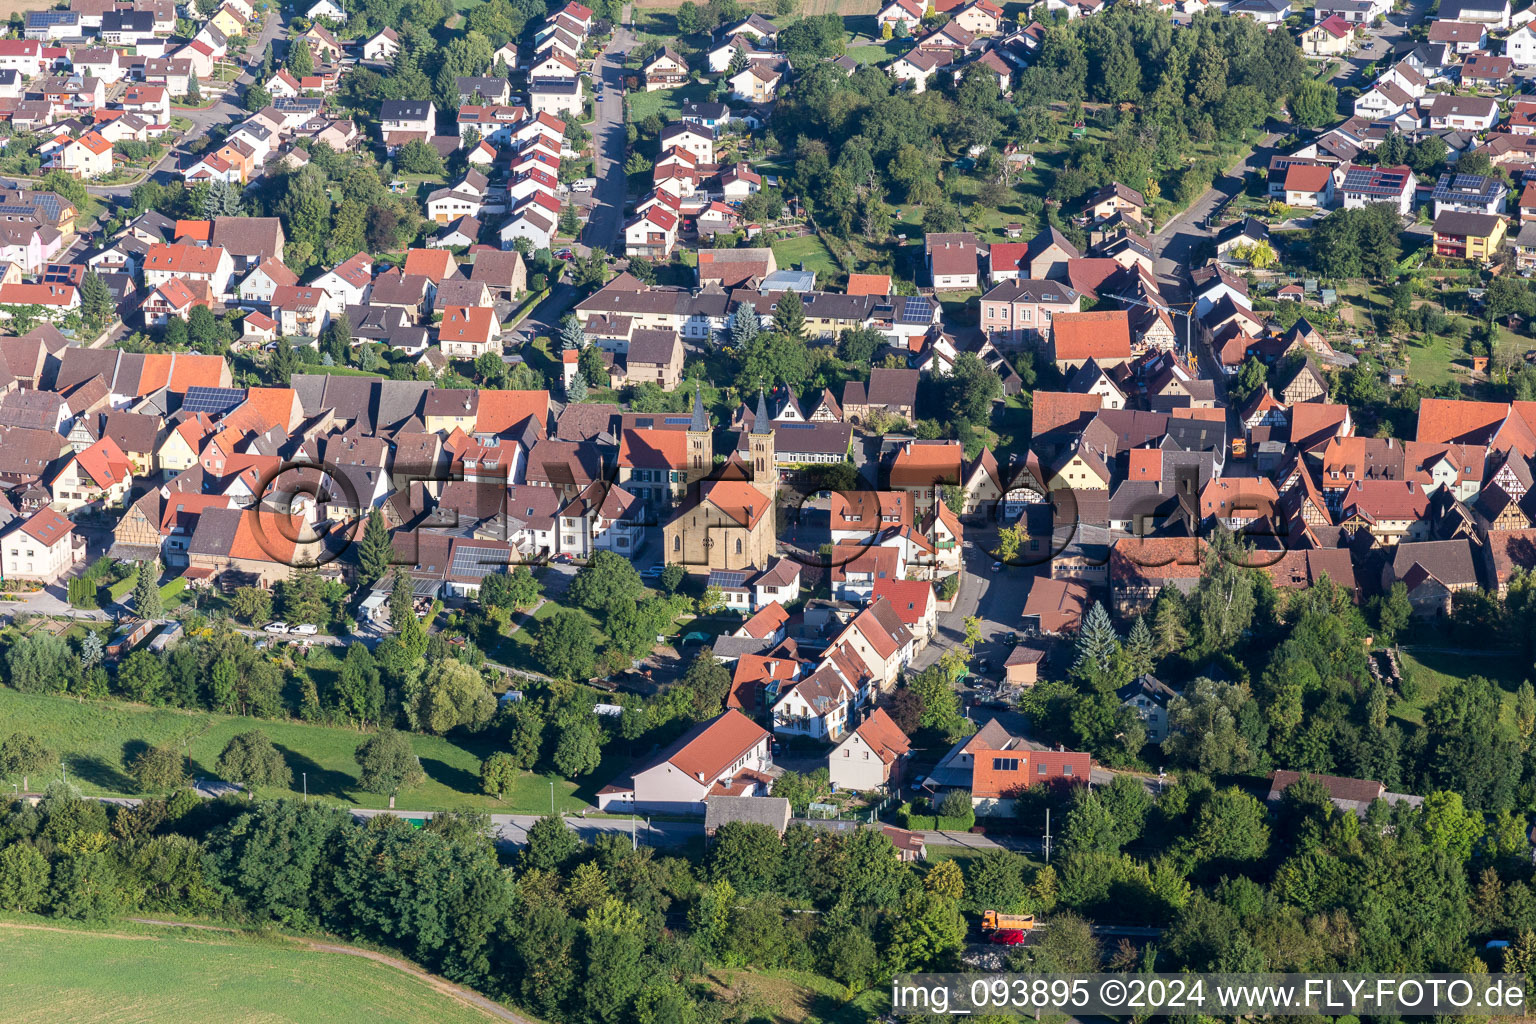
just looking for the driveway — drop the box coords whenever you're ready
[582,27,635,253]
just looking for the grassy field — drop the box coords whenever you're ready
[771,234,844,283]
[626,81,712,124]
[1392,647,1530,729]
[0,687,594,813]
[0,918,504,1024]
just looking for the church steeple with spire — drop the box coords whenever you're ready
[748,388,777,502]
[686,382,712,481]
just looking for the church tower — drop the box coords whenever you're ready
[748,389,778,501]
[686,383,711,482]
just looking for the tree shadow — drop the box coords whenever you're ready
[71,753,135,793]
[273,744,354,800]
[420,756,478,795]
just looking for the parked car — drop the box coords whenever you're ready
[263,621,290,634]
[989,929,1028,946]
[292,623,318,636]
[990,561,1002,573]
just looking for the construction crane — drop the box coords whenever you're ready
[1100,290,1202,372]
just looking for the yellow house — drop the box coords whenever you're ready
[156,419,202,473]
[1047,446,1111,493]
[423,389,479,434]
[209,6,246,38]
[1433,210,1507,261]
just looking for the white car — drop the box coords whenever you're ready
[291,623,318,636]
[263,621,290,634]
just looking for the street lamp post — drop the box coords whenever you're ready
[303,772,308,801]
[550,780,554,816]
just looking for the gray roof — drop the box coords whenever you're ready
[703,798,792,835]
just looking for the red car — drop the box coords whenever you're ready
[989,929,1027,946]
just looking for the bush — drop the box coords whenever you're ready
[898,797,975,832]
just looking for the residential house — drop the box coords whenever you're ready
[594,709,773,814]
[828,708,910,792]
[1432,210,1507,260]
[0,507,78,582]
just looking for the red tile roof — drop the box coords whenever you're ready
[666,709,770,781]
[1051,310,1132,361]
[476,389,548,436]
[849,707,911,764]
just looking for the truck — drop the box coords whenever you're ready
[981,911,1036,933]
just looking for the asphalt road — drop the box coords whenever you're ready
[1150,131,1284,298]
[582,27,635,254]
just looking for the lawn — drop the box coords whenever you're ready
[771,234,844,283]
[626,81,712,125]
[1392,647,1529,730]
[700,967,888,1024]
[0,917,503,1024]
[485,598,605,675]
[0,687,592,813]
[107,574,188,609]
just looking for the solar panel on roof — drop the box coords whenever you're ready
[902,297,928,320]
[451,544,511,579]
[709,571,749,590]
[663,416,691,425]
[181,386,247,416]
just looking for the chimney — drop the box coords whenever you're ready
[696,771,705,782]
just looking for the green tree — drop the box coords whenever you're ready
[772,290,806,339]
[568,550,643,611]
[963,849,1033,914]
[708,821,782,896]
[214,731,292,795]
[683,647,732,719]
[995,521,1029,563]
[1061,789,1119,854]
[118,649,168,704]
[79,271,114,332]
[0,844,48,912]
[230,585,272,625]
[1288,78,1338,127]
[406,658,496,735]
[908,664,964,737]
[334,643,384,728]
[5,632,73,694]
[1422,789,1485,862]
[356,508,394,587]
[286,38,314,76]
[354,730,425,803]
[523,814,580,871]
[946,352,1003,421]
[1124,615,1154,678]
[535,610,597,681]
[243,82,272,111]
[396,138,445,175]
[132,559,163,618]
[1193,787,1271,866]
[1374,581,1412,645]
[553,717,603,776]
[128,744,188,794]
[0,732,52,792]
[480,751,518,798]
